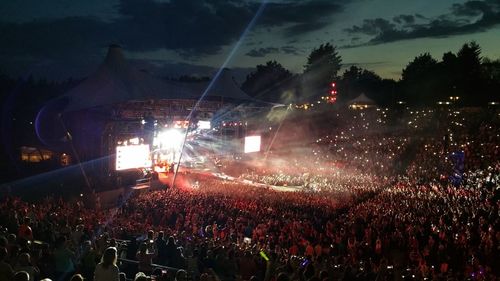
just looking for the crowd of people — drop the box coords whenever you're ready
[0,107,498,281]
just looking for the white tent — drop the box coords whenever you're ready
[62,45,259,112]
[348,93,377,109]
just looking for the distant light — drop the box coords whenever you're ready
[331,82,336,87]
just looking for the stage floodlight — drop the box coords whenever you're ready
[157,129,184,149]
[244,135,261,153]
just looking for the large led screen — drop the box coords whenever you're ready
[244,136,261,153]
[116,144,151,170]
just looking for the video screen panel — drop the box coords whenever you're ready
[197,120,211,130]
[116,144,151,170]
[244,136,261,153]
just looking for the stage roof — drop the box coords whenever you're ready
[62,45,268,112]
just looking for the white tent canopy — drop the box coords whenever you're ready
[349,93,376,105]
[62,45,260,112]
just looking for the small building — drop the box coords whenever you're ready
[348,93,377,110]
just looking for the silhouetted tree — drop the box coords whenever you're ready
[241,60,293,102]
[302,43,342,100]
[456,41,486,105]
[338,66,395,106]
[401,53,439,105]
[338,66,362,102]
[482,58,500,81]
[435,51,460,99]
[482,57,500,103]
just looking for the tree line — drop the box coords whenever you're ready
[242,42,500,106]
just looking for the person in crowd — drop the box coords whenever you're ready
[53,236,75,280]
[175,269,188,281]
[0,246,14,281]
[137,242,156,275]
[18,217,33,242]
[69,273,84,281]
[13,271,30,281]
[134,272,149,281]
[155,231,168,265]
[80,240,98,280]
[14,253,39,281]
[94,246,120,281]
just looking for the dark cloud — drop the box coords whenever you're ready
[344,0,500,47]
[393,14,415,24]
[414,14,428,20]
[344,18,396,36]
[452,0,491,16]
[283,21,331,37]
[115,0,255,56]
[0,0,120,23]
[245,45,303,57]
[0,0,347,63]
[280,46,302,55]
[246,41,264,47]
[0,17,111,58]
[259,0,343,28]
[245,47,279,57]
[258,0,344,37]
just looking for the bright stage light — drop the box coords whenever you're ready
[173,120,189,128]
[197,120,211,130]
[244,135,261,153]
[116,144,151,170]
[157,129,184,149]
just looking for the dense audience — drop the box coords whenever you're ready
[0,107,498,281]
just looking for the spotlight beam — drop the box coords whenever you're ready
[172,0,269,188]
[264,105,290,161]
[58,115,92,191]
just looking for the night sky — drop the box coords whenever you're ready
[1,0,499,81]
